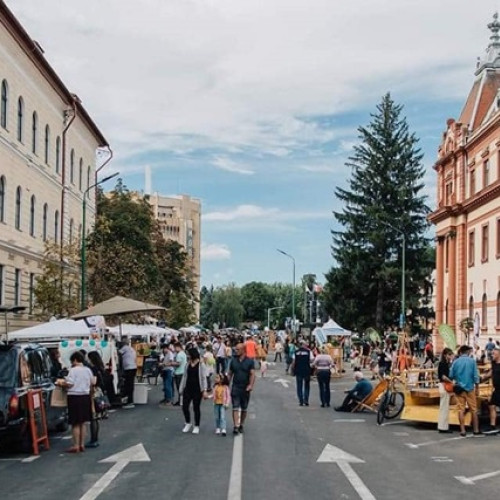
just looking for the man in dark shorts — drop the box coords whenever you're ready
[481,347,500,434]
[228,343,255,435]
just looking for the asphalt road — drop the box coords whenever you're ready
[1,360,499,500]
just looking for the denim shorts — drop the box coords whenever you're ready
[231,387,251,410]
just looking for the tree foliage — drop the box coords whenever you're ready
[324,93,432,332]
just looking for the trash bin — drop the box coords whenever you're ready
[133,383,148,404]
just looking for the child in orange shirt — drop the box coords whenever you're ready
[213,373,230,436]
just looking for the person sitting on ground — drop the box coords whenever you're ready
[334,371,373,412]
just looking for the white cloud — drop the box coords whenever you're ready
[201,243,231,260]
[212,157,255,175]
[9,0,498,159]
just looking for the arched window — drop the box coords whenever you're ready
[17,97,23,142]
[70,149,75,184]
[55,136,61,174]
[15,186,21,230]
[31,111,38,154]
[69,218,74,244]
[0,175,5,223]
[497,291,500,327]
[44,125,50,164]
[42,203,48,241]
[1,79,7,129]
[29,195,35,236]
[54,210,59,243]
[469,295,474,319]
[87,166,91,198]
[79,158,83,191]
[482,293,488,327]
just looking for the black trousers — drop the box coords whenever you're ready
[182,390,203,426]
[123,369,136,404]
[216,357,226,374]
[174,374,183,403]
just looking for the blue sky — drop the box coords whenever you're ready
[10,0,500,287]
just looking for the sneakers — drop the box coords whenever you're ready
[182,423,192,433]
[85,441,99,448]
[122,404,135,409]
[233,427,239,435]
[238,425,244,434]
[192,426,200,435]
[221,429,227,436]
[215,428,221,435]
[482,425,499,435]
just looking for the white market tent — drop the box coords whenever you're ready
[106,323,175,341]
[313,319,351,345]
[8,318,91,341]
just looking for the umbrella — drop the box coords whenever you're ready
[72,296,165,319]
[438,324,457,350]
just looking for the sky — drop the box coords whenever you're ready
[9,0,500,287]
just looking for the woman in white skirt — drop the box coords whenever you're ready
[437,348,454,433]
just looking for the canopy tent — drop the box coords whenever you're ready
[72,296,165,319]
[320,319,351,337]
[8,318,91,341]
[106,323,179,339]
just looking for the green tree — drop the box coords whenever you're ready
[324,93,430,332]
[241,281,273,323]
[210,284,244,328]
[34,241,80,319]
[200,285,214,328]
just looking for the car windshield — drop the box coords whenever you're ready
[0,348,18,387]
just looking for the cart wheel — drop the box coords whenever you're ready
[376,391,390,425]
[383,391,405,419]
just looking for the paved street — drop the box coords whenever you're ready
[1,361,499,500]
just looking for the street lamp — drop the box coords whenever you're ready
[277,249,296,336]
[80,172,119,311]
[0,305,26,341]
[380,221,406,328]
[267,306,284,329]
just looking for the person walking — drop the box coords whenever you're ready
[179,348,208,434]
[228,343,255,435]
[274,339,283,362]
[214,336,227,375]
[172,342,187,406]
[213,373,230,436]
[312,346,334,407]
[203,344,216,391]
[159,343,175,405]
[291,340,313,406]
[449,344,481,437]
[245,335,258,369]
[85,350,108,448]
[437,347,454,433]
[480,347,500,434]
[119,339,137,409]
[56,351,95,453]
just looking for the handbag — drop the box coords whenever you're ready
[93,387,110,413]
[51,385,68,407]
[443,382,454,394]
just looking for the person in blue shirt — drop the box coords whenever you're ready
[335,371,373,412]
[449,344,480,436]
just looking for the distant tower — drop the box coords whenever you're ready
[145,165,152,195]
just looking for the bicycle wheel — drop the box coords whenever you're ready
[383,391,405,420]
[376,391,390,425]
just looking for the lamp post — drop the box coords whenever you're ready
[267,306,284,329]
[380,221,406,328]
[0,305,26,341]
[277,249,296,336]
[80,172,119,311]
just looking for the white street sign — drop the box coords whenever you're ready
[79,443,151,500]
[274,378,290,388]
[317,444,375,500]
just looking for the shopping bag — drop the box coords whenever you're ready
[51,386,67,407]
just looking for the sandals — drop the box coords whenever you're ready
[66,447,80,453]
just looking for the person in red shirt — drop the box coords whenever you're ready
[245,336,258,368]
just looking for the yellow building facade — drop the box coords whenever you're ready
[429,14,500,346]
[0,3,109,335]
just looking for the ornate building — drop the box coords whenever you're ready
[429,14,500,345]
[0,2,109,336]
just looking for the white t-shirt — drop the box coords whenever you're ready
[66,365,94,395]
[120,345,137,370]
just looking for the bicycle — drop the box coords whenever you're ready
[376,374,405,425]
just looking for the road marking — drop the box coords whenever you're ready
[405,436,465,449]
[79,443,150,500]
[317,444,375,500]
[227,435,243,500]
[455,470,500,485]
[274,378,290,388]
[431,456,453,463]
[333,419,366,423]
[21,455,40,463]
[393,432,409,436]
[380,420,407,426]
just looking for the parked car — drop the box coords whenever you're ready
[0,342,68,451]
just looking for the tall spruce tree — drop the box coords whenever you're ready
[324,93,431,331]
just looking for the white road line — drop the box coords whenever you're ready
[455,470,500,485]
[21,455,40,463]
[333,419,366,423]
[405,436,465,449]
[380,420,407,426]
[227,435,243,500]
[337,461,376,500]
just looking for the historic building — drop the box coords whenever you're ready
[0,2,109,336]
[429,14,500,345]
[147,193,201,317]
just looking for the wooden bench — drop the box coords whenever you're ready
[409,388,440,398]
